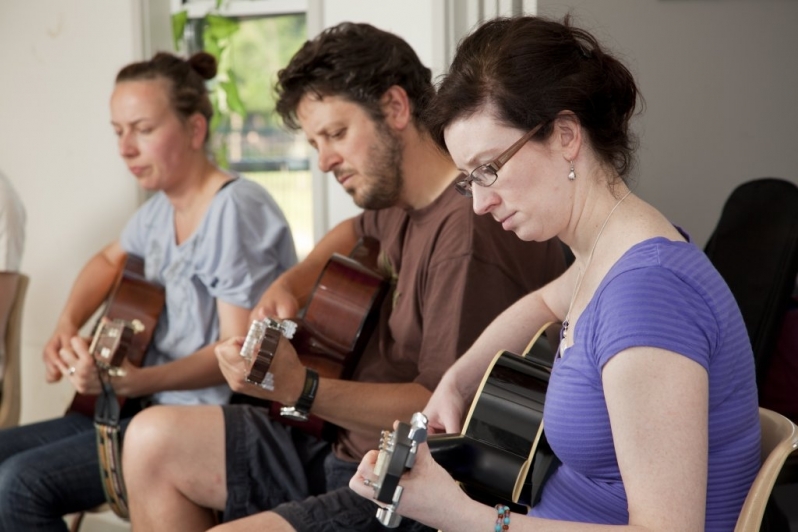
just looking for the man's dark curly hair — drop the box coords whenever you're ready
[275,22,434,130]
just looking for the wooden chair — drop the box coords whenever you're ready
[735,408,798,531]
[0,273,29,428]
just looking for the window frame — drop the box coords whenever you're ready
[174,0,328,248]
[173,0,308,19]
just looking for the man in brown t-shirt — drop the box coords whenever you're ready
[123,22,565,532]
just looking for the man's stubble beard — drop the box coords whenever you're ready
[351,120,404,210]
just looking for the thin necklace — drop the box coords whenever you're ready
[560,189,632,354]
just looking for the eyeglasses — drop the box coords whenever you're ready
[454,122,544,197]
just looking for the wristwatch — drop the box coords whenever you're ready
[280,368,319,421]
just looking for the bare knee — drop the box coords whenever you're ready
[124,406,184,473]
[123,405,226,507]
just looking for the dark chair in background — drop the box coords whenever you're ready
[704,178,798,532]
[704,178,798,392]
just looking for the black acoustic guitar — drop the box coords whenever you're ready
[367,323,560,519]
[427,322,560,511]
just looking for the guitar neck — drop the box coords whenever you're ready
[66,254,164,418]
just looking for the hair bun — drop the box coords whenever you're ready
[188,52,218,80]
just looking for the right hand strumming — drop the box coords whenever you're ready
[42,324,79,383]
[250,280,300,322]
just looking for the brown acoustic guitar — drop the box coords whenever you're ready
[67,254,165,418]
[240,238,388,441]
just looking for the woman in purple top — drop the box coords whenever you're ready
[350,14,760,532]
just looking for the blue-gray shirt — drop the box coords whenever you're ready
[120,177,297,405]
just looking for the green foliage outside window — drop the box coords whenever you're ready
[170,6,307,168]
[170,4,314,257]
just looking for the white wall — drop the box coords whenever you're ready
[537,0,798,246]
[0,0,146,423]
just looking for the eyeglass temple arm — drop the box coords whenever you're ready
[494,123,544,169]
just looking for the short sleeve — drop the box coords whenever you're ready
[591,266,719,371]
[194,180,297,309]
[119,193,164,257]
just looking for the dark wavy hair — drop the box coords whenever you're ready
[427,15,641,179]
[275,22,434,130]
[116,51,217,141]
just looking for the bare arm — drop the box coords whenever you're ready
[253,218,359,319]
[603,347,708,530]
[65,297,252,397]
[424,265,576,433]
[216,334,431,434]
[312,379,430,435]
[121,298,252,395]
[43,241,126,382]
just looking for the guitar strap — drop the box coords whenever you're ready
[94,375,130,519]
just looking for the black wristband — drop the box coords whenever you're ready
[280,368,319,421]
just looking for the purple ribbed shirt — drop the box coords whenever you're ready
[530,237,760,531]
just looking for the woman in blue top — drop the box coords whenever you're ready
[0,51,297,529]
[350,15,760,532]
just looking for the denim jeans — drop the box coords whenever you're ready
[0,411,133,531]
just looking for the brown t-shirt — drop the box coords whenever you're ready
[334,185,566,461]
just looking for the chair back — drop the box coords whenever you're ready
[704,178,798,389]
[734,407,798,531]
[0,273,29,428]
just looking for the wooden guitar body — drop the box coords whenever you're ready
[243,238,388,440]
[292,250,387,378]
[428,322,560,511]
[67,254,165,417]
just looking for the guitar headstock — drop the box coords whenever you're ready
[370,412,428,528]
[240,318,296,390]
[90,318,135,376]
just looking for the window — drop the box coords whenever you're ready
[177,1,314,258]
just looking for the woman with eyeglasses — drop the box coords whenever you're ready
[350,15,759,532]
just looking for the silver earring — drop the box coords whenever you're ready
[568,161,576,181]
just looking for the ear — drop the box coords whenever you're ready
[552,111,582,163]
[379,85,412,131]
[188,113,208,150]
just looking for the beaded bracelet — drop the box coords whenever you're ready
[495,504,511,531]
